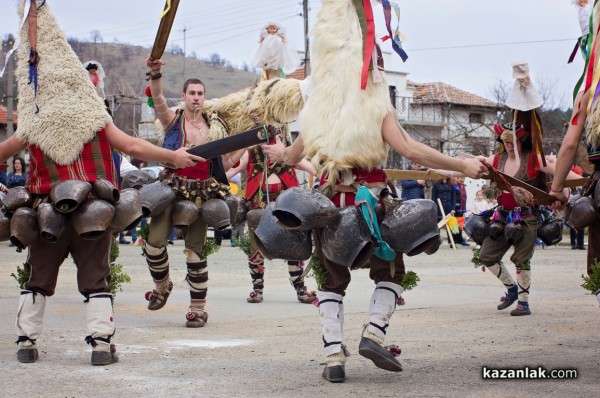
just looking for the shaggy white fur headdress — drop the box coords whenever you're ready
[298,0,392,185]
[15,1,111,165]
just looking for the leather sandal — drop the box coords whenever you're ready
[247,291,263,303]
[185,310,208,328]
[296,286,317,304]
[145,280,173,311]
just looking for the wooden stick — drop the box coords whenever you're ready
[150,0,181,60]
[384,169,448,181]
[437,198,455,250]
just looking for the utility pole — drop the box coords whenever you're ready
[6,49,15,138]
[303,0,310,76]
[182,26,187,76]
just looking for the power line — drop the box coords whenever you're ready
[407,38,576,52]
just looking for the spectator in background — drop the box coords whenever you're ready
[0,161,8,186]
[432,177,456,221]
[400,161,426,200]
[452,177,470,246]
[7,156,28,188]
[472,190,492,214]
[570,165,586,250]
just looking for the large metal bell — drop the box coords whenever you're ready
[488,222,505,240]
[10,207,39,251]
[504,222,524,244]
[110,188,143,232]
[223,194,239,226]
[37,203,67,243]
[246,208,264,231]
[171,200,200,228]
[50,180,92,213]
[537,219,563,246]
[71,199,115,240]
[566,196,597,230]
[380,199,440,256]
[320,205,373,268]
[139,183,175,217]
[93,179,119,204]
[272,187,339,230]
[1,186,33,213]
[463,213,490,245]
[254,203,312,261]
[200,199,231,230]
[121,170,153,190]
[0,211,11,241]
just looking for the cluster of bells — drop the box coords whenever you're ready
[235,187,443,269]
[463,206,563,247]
[0,170,239,252]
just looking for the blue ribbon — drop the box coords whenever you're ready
[28,48,39,113]
[355,186,396,261]
[382,0,408,62]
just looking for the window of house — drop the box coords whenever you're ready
[469,113,483,124]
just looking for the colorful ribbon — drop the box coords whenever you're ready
[159,0,172,20]
[381,0,408,62]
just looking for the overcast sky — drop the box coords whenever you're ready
[0,0,587,109]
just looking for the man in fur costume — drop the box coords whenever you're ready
[0,0,202,366]
[262,0,486,383]
[551,0,600,281]
[144,56,247,328]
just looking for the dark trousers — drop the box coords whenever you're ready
[570,227,585,249]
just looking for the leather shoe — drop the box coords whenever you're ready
[358,337,402,372]
[322,365,345,382]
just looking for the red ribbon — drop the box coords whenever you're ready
[360,0,376,90]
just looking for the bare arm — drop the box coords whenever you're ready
[225,151,249,178]
[146,56,176,129]
[550,92,588,195]
[105,121,203,169]
[0,135,27,163]
[222,148,248,172]
[295,158,317,176]
[382,112,486,179]
[260,135,305,165]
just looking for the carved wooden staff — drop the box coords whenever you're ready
[150,0,181,59]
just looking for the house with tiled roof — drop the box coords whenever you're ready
[0,104,18,141]
[401,81,500,156]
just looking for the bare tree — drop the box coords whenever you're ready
[90,30,103,44]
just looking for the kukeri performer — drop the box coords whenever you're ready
[0,0,201,365]
[143,56,246,328]
[261,0,486,382]
[227,135,318,304]
[436,62,579,317]
[551,0,600,295]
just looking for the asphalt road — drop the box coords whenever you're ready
[0,238,598,397]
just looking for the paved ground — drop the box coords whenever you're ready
[0,238,598,397]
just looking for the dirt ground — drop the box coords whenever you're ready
[0,239,598,398]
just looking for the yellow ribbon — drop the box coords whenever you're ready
[159,0,172,20]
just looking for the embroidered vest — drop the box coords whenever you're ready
[27,129,118,194]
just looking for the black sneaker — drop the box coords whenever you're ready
[322,365,345,383]
[17,347,38,363]
[358,337,402,372]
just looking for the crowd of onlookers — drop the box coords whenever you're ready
[398,161,588,249]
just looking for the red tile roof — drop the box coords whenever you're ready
[408,81,499,108]
[0,105,18,125]
[286,67,306,80]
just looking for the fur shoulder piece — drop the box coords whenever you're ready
[298,0,391,186]
[15,2,111,165]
